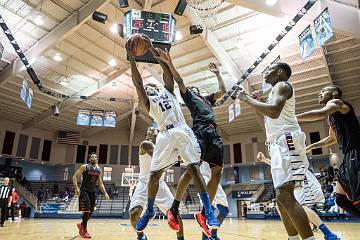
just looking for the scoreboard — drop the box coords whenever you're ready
[124,10,176,44]
[124,10,176,63]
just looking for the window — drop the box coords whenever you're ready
[310,132,323,155]
[103,167,112,181]
[233,143,242,163]
[63,167,69,181]
[165,169,175,183]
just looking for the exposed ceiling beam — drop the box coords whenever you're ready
[22,65,129,130]
[0,0,109,86]
[228,0,360,38]
[82,109,132,137]
[128,102,139,165]
[143,0,154,11]
[139,112,153,126]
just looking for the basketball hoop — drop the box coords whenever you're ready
[187,0,225,30]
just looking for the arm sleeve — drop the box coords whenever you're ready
[180,89,192,106]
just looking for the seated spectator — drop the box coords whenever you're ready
[324,194,336,212]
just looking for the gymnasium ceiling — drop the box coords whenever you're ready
[0,0,359,141]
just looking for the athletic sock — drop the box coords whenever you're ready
[288,235,300,240]
[177,236,184,240]
[137,232,144,238]
[199,192,212,215]
[304,237,316,240]
[147,198,155,212]
[171,199,181,213]
[211,229,218,238]
[82,212,92,229]
[319,223,333,236]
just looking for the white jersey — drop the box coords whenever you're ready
[148,88,186,131]
[138,153,165,182]
[264,82,301,141]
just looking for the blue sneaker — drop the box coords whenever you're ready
[135,209,155,232]
[324,234,340,240]
[137,234,148,240]
[205,211,221,229]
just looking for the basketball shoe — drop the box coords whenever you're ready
[167,210,180,232]
[136,209,155,232]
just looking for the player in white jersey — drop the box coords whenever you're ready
[238,62,314,240]
[257,152,339,240]
[130,127,184,240]
[126,36,220,234]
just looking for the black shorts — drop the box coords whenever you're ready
[338,147,360,204]
[193,124,223,168]
[79,189,96,212]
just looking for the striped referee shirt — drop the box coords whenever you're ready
[0,185,12,200]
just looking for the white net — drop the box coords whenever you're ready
[187,0,224,30]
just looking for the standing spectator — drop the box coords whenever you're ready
[9,187,19,221]
[0,177,13,227]
[19,201,26,218]
[243,203,248,217]
[37,190,43,202]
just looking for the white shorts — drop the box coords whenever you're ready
[294,170,325,206]
[269,131,309,189]
[129,180,174,214]
[199,162,228,207]
[150,124,201,172]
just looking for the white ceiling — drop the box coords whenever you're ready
[0,0,359,139]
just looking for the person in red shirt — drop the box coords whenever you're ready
[10,187,19,221]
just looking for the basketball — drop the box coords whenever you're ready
[129,33,149,57]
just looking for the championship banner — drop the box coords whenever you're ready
[229,103,235,123]
[314,8,333,47]
[76,109,91,126]
[19,79,33,109]
[91,110,104,127]
[235,98,241,118]
[103,111,117,128]
[299,25,315,59]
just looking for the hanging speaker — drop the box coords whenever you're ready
[119,0,129,8]
[92,11,108,24]
[174,0,187,15]
[52,104,60,116]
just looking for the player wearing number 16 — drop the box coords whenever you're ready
[126,35,220,236]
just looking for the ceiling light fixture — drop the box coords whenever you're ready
[110,24,120,34]
[60,81,68,86]
[108,58,117,67]
[175,31,183,41]
[34,15,44,26]
[53,53,63,62]
[266,0,278,6]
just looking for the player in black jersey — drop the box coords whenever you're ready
[297,86,360,217]
[156,49,227,239]
[73,153,110,238]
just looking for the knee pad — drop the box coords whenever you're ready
[217,204,229,218]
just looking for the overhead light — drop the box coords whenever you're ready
[53,53,63,62]
[111,81,117,88]
[119,0,129,8]
[110,24,120,34]
[60,81,68,86]
[34,15,44,26]
[175,31,183,41]
[266,0,277,6]
[41,161,44,164]
[108,58,117,67]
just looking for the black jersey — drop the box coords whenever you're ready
[181,89,216,129]
[328,101,360,154]
[80,164,101,192]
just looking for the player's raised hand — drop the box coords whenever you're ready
[257,152,265,162]
[104,193,110,201]
[125,38,135,60]
[141,34,153,49]
[238,89,250,101]
[208,62,219,74]
[250,90,261,100]
[156,48,171,64]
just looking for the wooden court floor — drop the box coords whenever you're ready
[0,218,359,239]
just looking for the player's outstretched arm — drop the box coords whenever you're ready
[142,35,174,93]
[139,140,154,157]
[238,82,291,119]
[72,165,85,195]
[257,152,271,165]
[306,127,337,153]
[97,172,110,200]
[297,99,350,123]
[208,62,226,101]
[126,39,150,112]
[156,48,187,94]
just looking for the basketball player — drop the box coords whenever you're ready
[125,36,220,233]
[73,153,110,238]
[155,49,227,238]
[130,126,184,240]
[257,152,339,240]
[297,86,360,216]
[238,62,315,240]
